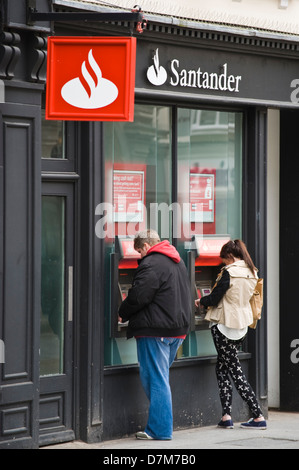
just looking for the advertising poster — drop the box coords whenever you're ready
[113,169,145,222]
[190,173,215,223]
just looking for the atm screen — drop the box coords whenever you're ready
[195,282,212,299]
[114,237,140,336]
[202,288,211,296]
[117,281,130,329]
[119,283,131,301]
[194,281,212,326]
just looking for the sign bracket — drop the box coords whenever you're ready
[27,2,147,33]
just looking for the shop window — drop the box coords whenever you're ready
[177,108,243,359]
[103,104,172,366]
[177,108,242,239]
[102,104,243,366]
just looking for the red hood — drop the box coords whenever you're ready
[147,240,181,263]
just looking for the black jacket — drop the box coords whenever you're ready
[118,241,191,339]
[200,269,230,308]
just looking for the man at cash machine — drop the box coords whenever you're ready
[118,229,191,441]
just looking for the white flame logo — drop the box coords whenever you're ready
[61,49,118,109]
[147,49,167,86]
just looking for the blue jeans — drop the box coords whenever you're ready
[136,336,184,440]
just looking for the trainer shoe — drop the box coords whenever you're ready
[240,418,267,430]
[217,419,234,429]
[136,431,154,440]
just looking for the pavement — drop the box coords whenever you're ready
[43,410,299,450]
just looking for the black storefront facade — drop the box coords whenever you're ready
[0,0,299,448]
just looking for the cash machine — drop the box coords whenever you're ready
[110,236,141,337]
[188,166,230,329]
[109,162,146,337]
[189,235,230,329]
[111,234,229,334]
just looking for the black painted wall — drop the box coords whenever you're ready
[280,109,299,411]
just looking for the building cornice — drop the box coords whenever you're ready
[52,0,299,43]
[51,0,299,56]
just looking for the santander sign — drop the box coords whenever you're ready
[46,37,136,121]
[147,48,242,93]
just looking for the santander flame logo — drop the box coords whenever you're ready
[147,48,167,86]
[61,49,118,109]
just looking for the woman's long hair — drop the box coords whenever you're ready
[220,239,257,275]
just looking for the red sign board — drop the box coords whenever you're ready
[194,236,230,266]
[46,36,136,121]
[119,238,141,260]
[113,170,145,222]
[196,237,230,258]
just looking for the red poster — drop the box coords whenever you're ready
[190,173,215,223]
[113,170,145,222]
[194,236,230,266]
[46,36,136,121]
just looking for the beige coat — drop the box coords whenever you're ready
[205,260,258,329]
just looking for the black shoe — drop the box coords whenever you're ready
[240,418,267,430]
[217,419,234,429]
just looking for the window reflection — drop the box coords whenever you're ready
[178,108,242,239]
[104,105,172,240]
[103,105,172,366]
[102,105,243,365]
[41,196,65,376]
[177,108,242,359]
[41,110,65,159]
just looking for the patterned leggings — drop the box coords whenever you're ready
[211,325,263,419]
